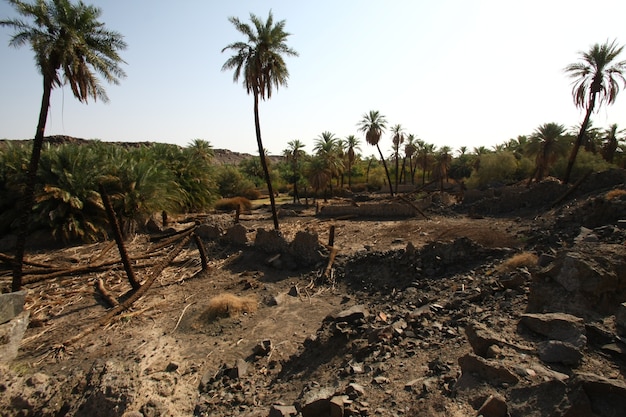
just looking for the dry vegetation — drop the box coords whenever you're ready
[200,293,258,320]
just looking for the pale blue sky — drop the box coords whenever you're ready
[2,0,626,156]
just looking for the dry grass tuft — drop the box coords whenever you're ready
[201,293,257,320]
[496,251,538,273]
[605,189,626,201]
[214,197,253,212]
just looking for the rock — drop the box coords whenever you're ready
[288,285,300,297]
[195,224,222,240]
[227,358,249,380]
[520,313,586,346]
[225,224,248,245]
[269,404,298,417]
[476,394,508,417]
[165,362,179,372]
[464,321,505,358]
[498,269,531,289]
[0,310,30,362]
[508,379,591,417]
[298,387,334,417]
[329,395,349,417]
[458,353,519,386]
[537,340,583,365]
[0,291,26,324]
[255,229,288,253]
[253,339,272,356]
[140,398,167,417]
[328,305,369,323]
[573,372,626,417]
[346,383,365,399]
[616,302,626,335]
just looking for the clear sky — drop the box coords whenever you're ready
[2,0,626,157]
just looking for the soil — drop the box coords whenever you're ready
[1,171,626,417]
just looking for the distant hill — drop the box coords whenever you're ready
[0,135,283,166]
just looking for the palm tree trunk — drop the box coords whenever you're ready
[564,94,597,184]
[394,152,400,193]
[377,144,394,197]
[253,91,279,230]
[347,160,352,189]
[12,75,53,291]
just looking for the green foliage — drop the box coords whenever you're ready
[0,142,31,234]
[551,150,613,180]
[215,165,258,200]
[467,151,519,188]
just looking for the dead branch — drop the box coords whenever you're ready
[149,225,196,252]
[551,170,592,208]
[96,278,119,308]
[0,252,57,269]
[192,233,209,270]
[397,194,430,220]
[63,235,191,347]
[323,246,338,279]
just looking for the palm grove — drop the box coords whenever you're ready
[2,1,626,290]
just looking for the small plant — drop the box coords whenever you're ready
[496,251,538,273]
[214,197,253,212]
[201,293,257,320]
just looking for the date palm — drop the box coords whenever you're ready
[601,123,625,163]
[404,135,418,184]
[314,131,343,197]
[563,40,626,183]
[390,124,405,193]
[526,122,567,185]
[222,10,298,230]
[1,0,127,291]
[358,110,394,197]
[345,135,361,189]
[284,139,306,203]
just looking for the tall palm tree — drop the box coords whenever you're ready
[390,124,405,193]
[433,146,452,192]
[345,135,361,189]
[563,39,626,183]
[526,122,567,185]
[222,10,298,229]
[313,131,343,197]
[418,141,436,185]
[601,123,625,163]
[284,139,306,203]
[358,110,394,197]
[1,0,127,291]
[404,134,418,185]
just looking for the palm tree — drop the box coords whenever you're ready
[526,123,567,185]
[390,124,405,193]
[1,0,127,291]
[358,110,394,197]
[418,141,436,185]
[284,139,306,203]
[404,134,418,185]
[601,123,625,163]
[563,39,626,183]
[345,135,361,189]
[222,10,298,230]
[433,146,452,192]
[313,131,343,198]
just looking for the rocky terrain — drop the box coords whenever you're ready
[1,170,626,417]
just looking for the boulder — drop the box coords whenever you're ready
[0,310,30,362]
[0,291,26,324]
[520,313,586,346]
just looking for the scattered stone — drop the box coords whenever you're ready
[476,394,508,417]
[537,340,583,365]
[520,313,586,346]
[329,395,349,417]
[288,285,300,297]
[269,404,298,417]
[458,353,519,386]
[498,269,531,289]
[573,372,626,417]
[464,321,505,358]
[253,339,273,356]
[227,358,249,380]
[165,362,179,372]
[0,310,30,362]
[195,224,222,240]
[298,387,334,417]
[327,305,369,323]
[0,291,26,324]
[346,383,366,399]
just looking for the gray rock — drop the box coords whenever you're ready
[329,395,349,417]
[195,224,222,240]
[328,305,369,323]
[298,387,334,417]
[476,394,508,417]
[0,310,30,362]
[458,353,519,386]
[0,290,26,324]
[538,340,583,365]
[573,372,626,417]
[464,321,505,358]
[520,313,586,346]
[269,404,298,417]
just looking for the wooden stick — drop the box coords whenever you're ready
[96,278,119,308]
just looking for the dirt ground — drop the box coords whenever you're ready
[1,174,626,417]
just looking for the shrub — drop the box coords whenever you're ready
[201,293,257,320]
[496,252,538,273]
[214,197,252,212]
